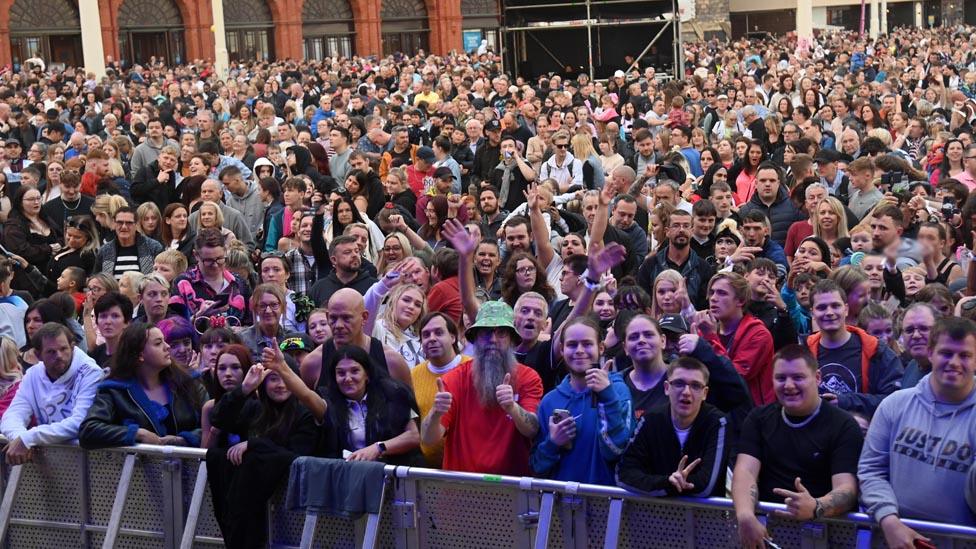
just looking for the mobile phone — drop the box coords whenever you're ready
[551,409,571,423]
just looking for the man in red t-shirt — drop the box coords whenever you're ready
[421,301,542,475]
[426,248,463,328]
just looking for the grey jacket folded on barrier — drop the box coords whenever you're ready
[285,456,385,518]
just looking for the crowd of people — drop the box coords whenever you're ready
[0,21,973,549]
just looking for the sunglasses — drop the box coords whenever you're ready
[554,143,569,149]
[66,215,92,229]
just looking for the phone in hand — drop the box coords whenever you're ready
[551,409,571,424]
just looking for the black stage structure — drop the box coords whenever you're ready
[500,0,681,80]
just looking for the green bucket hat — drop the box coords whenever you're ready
[464,301,522,344]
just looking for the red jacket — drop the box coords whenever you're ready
[703,313,774,405]
[427,276,463,328]
[805,325,877,394]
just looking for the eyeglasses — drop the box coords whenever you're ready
[199,257,226,266]
[22,196,41,202]
[258,301,281,312]
[515,267,537,275]
[667,380,707,393]
[902,325,931,335]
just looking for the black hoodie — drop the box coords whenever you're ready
[288,145,336,193]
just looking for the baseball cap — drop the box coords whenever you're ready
[434,166,454,179]
[484,119,501,132]
[279,333,315,353]
[416,146,436,162]
[813,148,841,164]
[613,70,626,78]
[716,94,729,101]
[3,138,20,147]
[658,314,690,336]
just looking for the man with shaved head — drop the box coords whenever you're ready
[299,287,412,389]
[187,179,256,251]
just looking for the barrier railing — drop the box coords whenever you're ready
[0,442,975,548]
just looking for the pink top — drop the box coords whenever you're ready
[734,170,757,206]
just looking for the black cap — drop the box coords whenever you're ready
[813,148,841,164]
[484,119,501,132]
[416,146,435,162]
[659,314,690,335]
[434,166,454,179]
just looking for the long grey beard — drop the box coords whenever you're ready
[473,344,517,407]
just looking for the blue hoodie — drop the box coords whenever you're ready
[858,373,976,526]
[531,372,633,485]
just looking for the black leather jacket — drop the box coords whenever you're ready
[79,376,208,449]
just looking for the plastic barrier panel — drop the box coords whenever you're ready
[1,442,976,549]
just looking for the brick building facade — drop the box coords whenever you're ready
[0,0,500,68]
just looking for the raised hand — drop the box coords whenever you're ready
[677,333,700,355]
[495,372,516,412]
[585,367,610,394]
[599,179,616,206]
[668,455,701,493]
[260,338,287,372]
[389,213,407,231]
[587,242,627,276]
[442,218,478,256]
[523,183,542,212]
[432,377,453,415]
[242,364,268,395]
[693,311,717,335]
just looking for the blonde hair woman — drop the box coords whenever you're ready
[371,283,426,368]
[650,269,693,320]
[812,196,848,247]
[571,132,605,190]
[136,202,162,242]
[90,194,129,242]
[0,336,22,406]
[196,201,236,247]
[376,232,414,275]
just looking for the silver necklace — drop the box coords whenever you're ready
[781,399,822,429]
[61,196,81,211]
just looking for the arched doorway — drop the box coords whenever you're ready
[224,0,274,62]
[461,0,499,54]
[302,0,354,60]
[381,0,429,55]
[118,0,186,65]
[9,0,82,68]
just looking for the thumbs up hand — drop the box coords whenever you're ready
[496,372,516,413]
[432,377,453,415]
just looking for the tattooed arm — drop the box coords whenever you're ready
[819,473,859,517]
[508,404,540,439]
[732,454,768,549]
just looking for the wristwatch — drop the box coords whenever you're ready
[813,499,825,520]
[377,441,387,457]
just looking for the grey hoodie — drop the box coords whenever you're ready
[225,179,264,235]
[858,373,976,526]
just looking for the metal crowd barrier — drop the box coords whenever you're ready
[0,442,974,548]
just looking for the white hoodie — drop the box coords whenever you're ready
[0,348,103,448]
